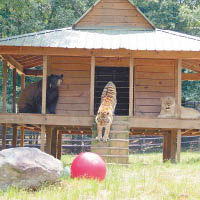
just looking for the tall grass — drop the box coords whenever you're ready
[1,152,200,200]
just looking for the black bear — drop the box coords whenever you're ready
[18,74,63,114]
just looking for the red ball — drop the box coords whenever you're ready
[71,152,106,181]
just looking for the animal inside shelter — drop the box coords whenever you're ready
[1,0,200,165]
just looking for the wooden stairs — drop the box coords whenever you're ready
[91,116,130,165]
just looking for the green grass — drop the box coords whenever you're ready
[1,152,200,200]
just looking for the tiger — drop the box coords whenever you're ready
[95,81,117,142]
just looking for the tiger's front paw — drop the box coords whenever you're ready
[103,136,109,142]
[96,136,102,141]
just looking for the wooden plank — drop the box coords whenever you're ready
[12,127,18,147]
[136,79,174,87]
[59,90,89,97]
[24,69,42,77]
[136,105,161,113]
[136,86,174,93]
[163,133,170,162]
[135,98,161,106]
[90,56,95,115]
[60,84,90,91]
[51,64,90,71]
[2,60,7,113]
[130,117,200,129]
[50,70,90,78]
[0,114,93,126]
[57,131,62,160]
[58,97,89,104]
[21,74,25,90]
[170,130,177,163]
[2,46,200,59]
[62,78,90,85]
[129,57,134,117]
[177,129,181,163]
[12,68,17,113]
[51,56,90,64]
[20,126,24,147]
[135,72,174,79]
[182,73,200,80]
[135,59,175,66]
[136,66,174,73]
[40,125,46,152]
[56,110,89,115]
[2,124,7,149]
[136,92,174,99]
[42,56,47,114]
[56,104,89,111]
[51,128,57,158]
[46,126,52,154]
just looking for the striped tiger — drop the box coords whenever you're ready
[95,81,117,142]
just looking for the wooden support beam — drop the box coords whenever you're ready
[1,46,200,59]
[129,57,134,117]
[170,130,177,163]
[90,56,95,116]
[12,68,17,113]
[40,56,48,152]
[2,55,24,75]
[46,126,52,154]
[57,130,62,160]
[24,69,42,77]
[182,73,200,81]
[2,124,7,149]
[21,74,25,90]
[12,127,18,147]
[163,133,170,162]
[20,126,24,147]
[2,60,7,113]
[176,59,182,162]
[51,128,58,158]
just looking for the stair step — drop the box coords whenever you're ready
[91,147,129,155]
[92,139,129,148]
[101,155,129,164]
[111,124,129,131]
[113,116,129,121]
[110,131,129,139]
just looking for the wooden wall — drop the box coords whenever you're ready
[50,56,90,115]
[76,0,153,30]
[134,59,176,117]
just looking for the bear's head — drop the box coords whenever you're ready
[48,74,64,89]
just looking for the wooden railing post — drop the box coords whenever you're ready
[2,60,7,113]
[90,56,95,116]
[20,74,25,147]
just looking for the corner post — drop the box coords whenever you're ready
[2,60,8,149]
[90,56,95,116]
[12,68,17,147]
[129,56,134,117]
[20,74,25,147]
[40,56,48,152]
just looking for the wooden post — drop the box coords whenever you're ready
[57,130,62,160]
[20,126,24,147]
[40,56,48,151]
[129,57,134,117]
[12,68,17,147]
[163,133,171,162]
[170,130,177,163]
[177,59,182,162]
[12,68,17,113]
[46,126,52,154]
[20,74,25,147]
[90,56,95,116]
[2,60,7,113]
[2,124,7,149]
[51,128,58,158]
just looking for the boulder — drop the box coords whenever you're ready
[0,147,63,190]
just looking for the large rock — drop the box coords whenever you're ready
[0,147,63,190]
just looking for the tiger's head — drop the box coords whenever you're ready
[95,108,113,126]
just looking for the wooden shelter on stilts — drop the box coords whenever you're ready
[1,0,200,164]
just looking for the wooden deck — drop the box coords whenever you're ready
[0,114,200,130]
